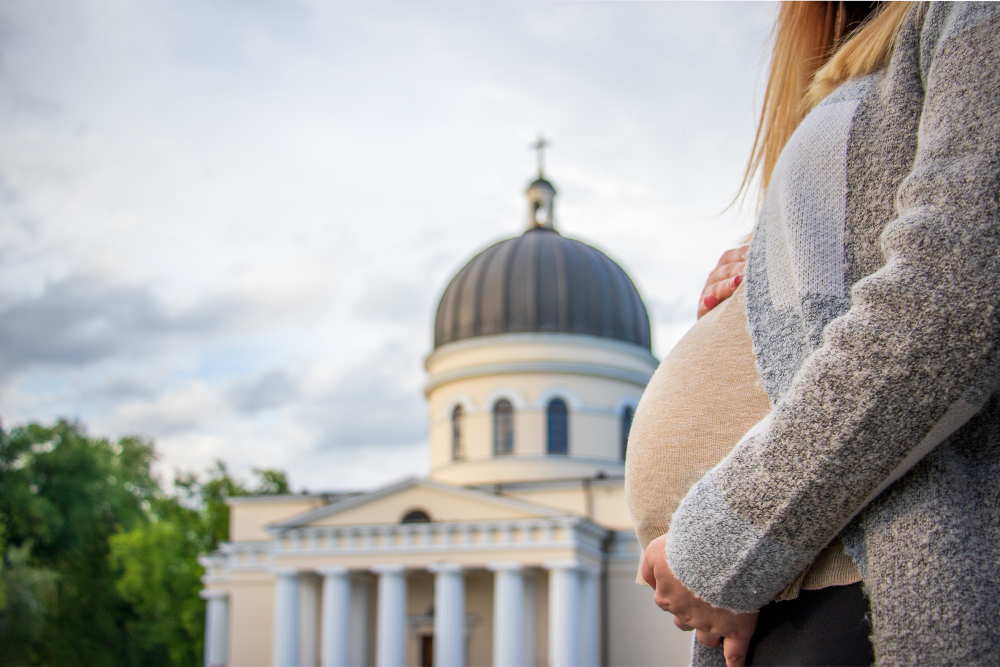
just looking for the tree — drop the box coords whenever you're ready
[0,418,291,666]
[110,462,290,665]
[0,421,157,666]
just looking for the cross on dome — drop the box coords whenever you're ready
[530,134,551,177]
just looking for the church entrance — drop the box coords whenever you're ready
[420,634,434,667]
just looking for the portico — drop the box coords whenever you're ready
[200,478,642,667]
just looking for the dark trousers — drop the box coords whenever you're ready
[746,582,874,666]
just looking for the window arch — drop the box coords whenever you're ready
[620,406,634,460]
[451,405,465,460]
[493,400,514,455]
[546,398,568,455]
[401,509,431,524]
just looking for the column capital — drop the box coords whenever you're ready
[371,563,405,575]
[487,561,525,572]
[200,589,228,600]
[428,562,464,574]
[271,566,300,578]
[317,566,350,577]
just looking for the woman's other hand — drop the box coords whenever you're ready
[641,535,758,667]
[698,245,748,319]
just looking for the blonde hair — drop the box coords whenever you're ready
[742,1,916,202]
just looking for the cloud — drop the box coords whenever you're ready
[649,295,696,327]
[301,349,426,451]
[226,369,299,414]
[0,1,776,490]
[351,279,433,325]
[0,274,247,379]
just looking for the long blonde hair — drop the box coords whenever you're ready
[742,1,916,201]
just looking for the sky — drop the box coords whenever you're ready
[0,0,777,492]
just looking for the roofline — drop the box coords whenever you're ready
[266,476,570,531]
[472,474,625,493]
[425,332,658,371]
[227,493,356,507]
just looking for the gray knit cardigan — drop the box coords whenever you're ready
[665,4,1000,665]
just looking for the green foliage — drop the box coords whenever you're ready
[0,418,290,667]
[110,503,209,667]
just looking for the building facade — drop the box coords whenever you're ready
[200,172,692,667]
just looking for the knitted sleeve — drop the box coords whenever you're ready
[664,2,1000,613]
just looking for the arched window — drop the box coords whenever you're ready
[451,405,465,460]
[620,406,634,460]
[493,400,514,455]
[401,509,431,524]
[546,398,568,455]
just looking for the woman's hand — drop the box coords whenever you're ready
[641,535,758,667]
[698,245,749,319]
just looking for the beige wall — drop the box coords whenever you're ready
[507,481,633,531]
[529,569,549,667]
[230,496,327,542]
[425,333,655,487]
[226,574,275,667]
[606,561,693,667]
[465,570,494,667]
[310,485,537,527]
[407,572,435,667]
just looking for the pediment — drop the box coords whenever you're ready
[269,477,567,531]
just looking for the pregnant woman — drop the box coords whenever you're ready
[626,2,1000,666]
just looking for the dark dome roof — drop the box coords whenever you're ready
[528,177,556,192]
[434,228,651,349]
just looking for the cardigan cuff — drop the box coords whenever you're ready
[664,471,812,612]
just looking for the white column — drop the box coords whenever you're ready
[201,590,228,667]
[319,567,351,667]
[580,566,600,667]
[545,560,580,667]
[372,564,407,667]
[272,567,301,667]
[488,562,525,667]
[428,563,465,667]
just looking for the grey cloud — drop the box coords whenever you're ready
[0,274,247,379]
[303,350,426,451]
[351,280,434,325]
[227,369,299,414]
[83,377,158,402]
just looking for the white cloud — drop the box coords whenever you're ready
[0,0,777,489]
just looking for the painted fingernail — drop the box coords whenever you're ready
[733,274,742,288]
[703,295,719,309]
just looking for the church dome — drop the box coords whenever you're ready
[433,180,651,350]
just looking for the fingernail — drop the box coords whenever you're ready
[703,295,719,309]
[733,274,742,288]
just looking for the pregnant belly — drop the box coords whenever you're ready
[625,283,771,551]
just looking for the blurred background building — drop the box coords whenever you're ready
[200,164,691,667]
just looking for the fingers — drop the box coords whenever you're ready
[697,245,748,319]
[703,259,746,288]
[723,634,752,667]
[697,293,721,319]
[717,245,749,266]
[698,272,744,318]
[702,246,748,290]
[696,629,722,648]
[673,617,695,631]
[640,548,657,589]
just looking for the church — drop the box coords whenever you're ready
[199,156,693,667]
